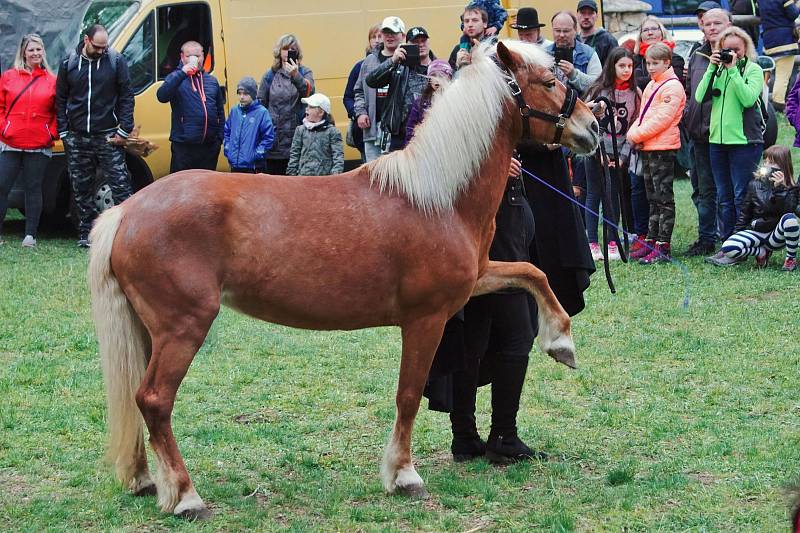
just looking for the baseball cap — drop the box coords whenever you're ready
[381,16,405,34]
[695,0,721,13]
[577,0,598,12]
[406,26,429,42]
[301,93,331,115]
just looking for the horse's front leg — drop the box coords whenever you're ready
[381,314,447,498]
[472,260,576,368]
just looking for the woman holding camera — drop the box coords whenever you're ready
[716,146,799,271]
[694,26,764,250]
[257,34,315,175]
[0,34,57,247]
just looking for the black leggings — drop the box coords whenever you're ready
[0,150,49,237]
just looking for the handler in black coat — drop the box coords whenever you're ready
[425,146,595,463]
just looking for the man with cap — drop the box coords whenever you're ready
[510,7,552,48]
[681,8,732,256]
[355,16,407,161]
[363,23,433,153]
[157,40,225,173]
[223,77,274,173]
[576,0,618,66]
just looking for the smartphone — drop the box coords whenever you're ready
[186,55,199,68]
[287,49,299,63]
[401,44,420,69]
[458,35,471,51]
[553,47,573,65]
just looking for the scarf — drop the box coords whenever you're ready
[638,39,676,57]
[303,118,326,130]
[614,79,631,91]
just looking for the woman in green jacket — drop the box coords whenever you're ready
[694,26,763,246]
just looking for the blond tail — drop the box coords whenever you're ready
[88,205,149,488]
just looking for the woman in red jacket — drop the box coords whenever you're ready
[0,34,57,247]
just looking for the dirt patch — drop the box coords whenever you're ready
[0,470,32,504]
[233,409,279,424]
[688,471,719,486]
[737,290,783,304]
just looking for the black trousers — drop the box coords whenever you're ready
[0,150,49,237]
[170,141,221,173]
[450,292,536,438]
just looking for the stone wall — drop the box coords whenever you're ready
[603,0,653,37]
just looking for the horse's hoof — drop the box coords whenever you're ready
[133,483,157,497]
[548,346,577,369]
[395,483,430,500]
[175,506,212,521]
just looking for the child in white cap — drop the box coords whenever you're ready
[286,93,344,176]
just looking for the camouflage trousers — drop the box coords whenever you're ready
[640,150,676,243]
[63,132,132,238]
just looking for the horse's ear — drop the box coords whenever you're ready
[496,41,522,72]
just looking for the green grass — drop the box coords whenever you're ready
[2,133,800,531]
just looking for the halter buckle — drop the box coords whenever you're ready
[507,79,522,96]
[520,106,531,118]
[555,115,568,129]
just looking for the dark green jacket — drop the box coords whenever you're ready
[286,120,344,176]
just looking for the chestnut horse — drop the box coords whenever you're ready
[88,41,598,518]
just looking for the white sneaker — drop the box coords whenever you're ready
[21,235,36,248]
[608,242,621,260]
[589,242,603,261]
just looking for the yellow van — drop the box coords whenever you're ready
[21,0,566,226]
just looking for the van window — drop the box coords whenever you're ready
[122,11,155,95]
[157,4,214,79]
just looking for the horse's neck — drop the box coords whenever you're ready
[455,102,520,241]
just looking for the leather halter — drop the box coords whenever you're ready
[493,57,578,145]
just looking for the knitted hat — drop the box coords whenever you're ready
[237,77,258,100]
[426,59,453,80]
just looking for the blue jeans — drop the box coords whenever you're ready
[584,155,620,243]
[690,142,718,244]
[709,143,763,240]
[629,168,649,236]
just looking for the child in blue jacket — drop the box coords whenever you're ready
[224,77,274,173]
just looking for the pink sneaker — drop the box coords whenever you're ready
[783,257,797,271]
[589,242,603,261]
[755,247,772,269]
[607,241,621,260]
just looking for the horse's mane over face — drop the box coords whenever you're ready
[368,41,553,214]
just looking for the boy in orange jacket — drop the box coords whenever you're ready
[627,42,686,264]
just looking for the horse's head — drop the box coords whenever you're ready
[495,41,599,154]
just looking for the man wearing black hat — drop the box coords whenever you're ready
[510,7,551,48]
[576,0,618,66]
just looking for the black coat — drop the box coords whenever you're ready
[735,179,800,233]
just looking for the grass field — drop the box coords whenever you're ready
[1,122,800,532]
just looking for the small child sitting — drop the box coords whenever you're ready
[286,93,344,176]
[223,77,274,173]
[461,1,508,36]
[717,146,800,271]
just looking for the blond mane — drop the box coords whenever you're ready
[368,40,552,214]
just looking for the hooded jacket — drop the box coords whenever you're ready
[682,41,713,143]
[157,65,225,144]
[785,77,800,148]
[627,67,685,151]
[286,119,344,176]
[734,179,800,233]
[223,101,275,170]
[55,45,134,138]
[578,27,619,66]
[0,66,57,149]
[694,58,763,145]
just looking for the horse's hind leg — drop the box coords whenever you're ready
[381,315,446,498]
[472,260,576,368]
[135,310,218,519]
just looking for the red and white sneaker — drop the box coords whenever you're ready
[783,257,797,272]
[589,242,603,261]
[755,247,772,268]
[607,241,621,260]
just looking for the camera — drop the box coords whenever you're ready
[553,46,573,65]
[755,165,779,178]
[718,48,734,64]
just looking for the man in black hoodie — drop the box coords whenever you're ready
[576,0,618,66]
[56,24,134,247]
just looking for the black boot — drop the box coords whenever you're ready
[449,357,485,462]
[486,356,545,464]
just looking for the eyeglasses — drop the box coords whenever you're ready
[88,40,108,51]
[641,26,662,33]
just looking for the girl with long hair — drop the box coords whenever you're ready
[584,47,642,260]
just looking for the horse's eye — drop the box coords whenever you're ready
[545,80,556,89]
